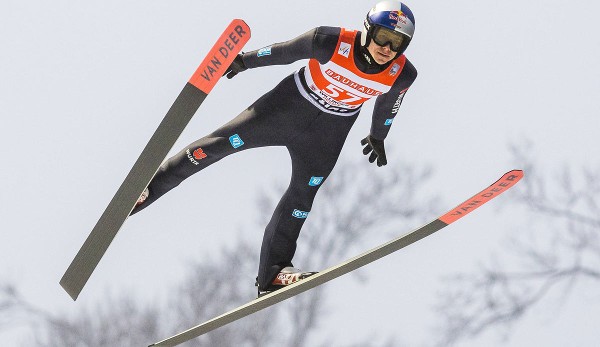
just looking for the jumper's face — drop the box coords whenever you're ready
[367,40,395,65]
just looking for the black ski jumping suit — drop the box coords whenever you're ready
[131,26,417,290]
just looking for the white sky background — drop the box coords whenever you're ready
[1,0,599,346]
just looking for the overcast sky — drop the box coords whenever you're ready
[2,0,599,346]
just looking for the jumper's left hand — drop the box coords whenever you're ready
[224,54,247,79]
[361,135,387,167]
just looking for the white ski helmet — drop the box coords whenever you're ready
[361,1,415,55]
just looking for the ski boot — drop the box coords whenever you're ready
[256,267,318,298]
[136,188,149,207]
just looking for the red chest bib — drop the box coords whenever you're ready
[296,28,406,116]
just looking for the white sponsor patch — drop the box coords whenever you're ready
[338,42,351,58]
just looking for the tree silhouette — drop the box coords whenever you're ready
[435,143,600,346]
[1,157,437,346]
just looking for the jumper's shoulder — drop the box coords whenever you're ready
[310,26,342,63]
[312,26,342,48]
[314,26,342,37]
[401,57,418,82]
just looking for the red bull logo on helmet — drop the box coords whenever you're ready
[365,2,415,44]
[389,10,408,25]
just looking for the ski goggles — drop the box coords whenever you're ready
[371,26,406,52]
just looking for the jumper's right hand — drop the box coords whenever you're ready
[224,53,247,79]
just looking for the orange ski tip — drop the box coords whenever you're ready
[189,19,251,94]
[439,170,524,224]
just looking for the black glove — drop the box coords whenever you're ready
[361,135,387,167]
[223,53,247,79]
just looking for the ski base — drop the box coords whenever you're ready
[60,19,251,301]
[150,170,523,347]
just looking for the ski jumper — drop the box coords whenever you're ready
[130,27,417,290]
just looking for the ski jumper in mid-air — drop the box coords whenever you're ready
[132,0,417,297]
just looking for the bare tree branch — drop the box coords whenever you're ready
[3,157,436,346]
[434,143,600,346]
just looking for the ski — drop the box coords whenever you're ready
[149,170,524,347]
[60,19,251,301]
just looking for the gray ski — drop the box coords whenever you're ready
[60,19,251,301]
[149,170,523,347]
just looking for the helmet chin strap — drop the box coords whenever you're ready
[359,45,375,65]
